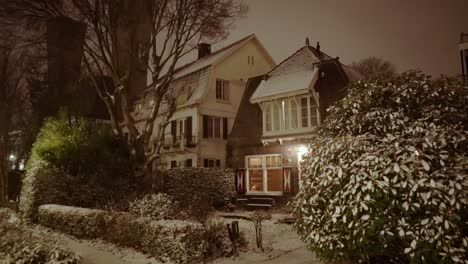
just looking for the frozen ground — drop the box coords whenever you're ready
[214,212,322,264]
[13,210,321,264]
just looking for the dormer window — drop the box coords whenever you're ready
[262,95,319,135]
[216,79,229,101]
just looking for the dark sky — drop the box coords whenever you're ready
[215,0,468,77]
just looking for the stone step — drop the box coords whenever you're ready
[246,203,272,208]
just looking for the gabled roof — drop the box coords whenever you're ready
[250,45,323,103]
[250,44,359,103]
[172,34,273,80]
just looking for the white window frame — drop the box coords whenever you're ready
[245,154,283,195]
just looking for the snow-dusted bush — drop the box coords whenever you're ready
[165,168,236,207]
[38,204,208,263]
[292,72,468,263]
[128,193,182,220]
[0,208,80,264]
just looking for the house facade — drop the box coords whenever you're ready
[229,40,360,197]
[132,34,276,169]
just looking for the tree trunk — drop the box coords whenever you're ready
[0,108,9,203]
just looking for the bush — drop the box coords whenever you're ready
[0,208,80,264]
[292,72,468,263]
[20,114,132,222]
[128,193,182,220]
[38,204,209,264]
[164,168,236,208]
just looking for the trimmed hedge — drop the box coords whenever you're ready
[164,168,236,207]
[38,204,208,264]
[0,208,80,264]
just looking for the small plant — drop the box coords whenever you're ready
[251,210,270,251]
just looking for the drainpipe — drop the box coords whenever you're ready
[461,50,466,82]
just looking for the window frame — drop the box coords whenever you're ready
[245,154,283,195]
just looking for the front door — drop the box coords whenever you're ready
[246,154,283,195]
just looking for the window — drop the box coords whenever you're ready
[246,155,282,193]
[310,96,318,126]
[264,102,281,132]
[203,115,227,139]
[170,160,177,168]
[185,159,193,167]
[301,97,308,128]
[248,56,255,65]
[149,99,154,106]
[291,99,299,129]
[136,103,142,110]
[265,104,272,132]
[273,103,280,130]
[204,159,220,168]
[216,79,229,101]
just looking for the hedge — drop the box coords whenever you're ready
[38,204,208,264]
[0,208,80,264]
[164,168,236,207]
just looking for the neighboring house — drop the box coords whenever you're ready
[132,34,275,169]
[460,32,468,80]
[229,39,360,199]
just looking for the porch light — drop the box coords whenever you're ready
[9,154,15,160]
[297,145,308,156]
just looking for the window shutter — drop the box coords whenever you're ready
[186,116,192,144]
[222,117,228,139]
[202,115,208,138]
[216,159,221,167]
[185,159,192,168]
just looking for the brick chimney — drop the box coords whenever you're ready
[198,43,211,59]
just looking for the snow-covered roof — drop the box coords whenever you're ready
[250,46,322,103]
[172,34,255,80]
[250,45,360,103]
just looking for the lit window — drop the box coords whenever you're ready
[216,79,229,101]
[246,155,282,193]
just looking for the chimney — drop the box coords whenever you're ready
[198,43,211,59]
[316,42,321,52]
[305,37,310,46]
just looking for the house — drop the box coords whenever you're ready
[229,39,360,200]
[132,34,276,169]
[460,32,468,80]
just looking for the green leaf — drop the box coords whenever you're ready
[421,160,430,171]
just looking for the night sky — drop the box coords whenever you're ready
[205,0,468,77]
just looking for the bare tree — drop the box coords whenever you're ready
[72,0,246,178]
[0,33,33,202]
[351,57,396,80]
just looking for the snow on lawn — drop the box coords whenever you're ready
[214,213,323,264]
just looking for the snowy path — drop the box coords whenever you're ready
[31,225,161,264]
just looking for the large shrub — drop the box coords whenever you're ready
[20,114,133,222]
[164,168,236,207]
[38,204,208,264]
[128,193,182,220]
[0,208,80,264]
[292,72,468,263]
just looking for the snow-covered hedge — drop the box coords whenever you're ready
[165,168,236,207]
[0,208,80,264]
[38,204,208,263]
[292,72,468,263]
[128,193,182,220]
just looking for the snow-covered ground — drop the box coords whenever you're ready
[214,213,322,264]
[22,211,322,264]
